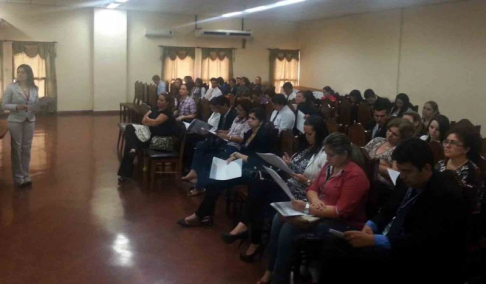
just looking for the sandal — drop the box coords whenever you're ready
[187,187,206,197]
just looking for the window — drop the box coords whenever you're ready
[162,47,195,83]
[14,53,47,98]
[200,49,233,83]
[269,49,300,92]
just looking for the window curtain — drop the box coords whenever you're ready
[201,48,234,83]
[162,46,195,83]
[13,41,57,112]
[269,49,299,92]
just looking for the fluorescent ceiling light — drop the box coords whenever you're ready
[222,11,243,18]
[115,0,129,3]
[107,3,120,9]
[245,6,271,13]
[273,0,306,8]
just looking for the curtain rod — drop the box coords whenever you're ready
[268,48,299,51]
[159,45,236,50]
[0,40,57,43]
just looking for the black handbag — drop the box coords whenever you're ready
[149,136,174,152]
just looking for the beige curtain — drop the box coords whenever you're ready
[162,47,195,82]
[201,48,234,83]
[269,49,299,91]
[13,41,57,112]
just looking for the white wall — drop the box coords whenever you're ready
[93,8,127,111]
[298,0,486,134]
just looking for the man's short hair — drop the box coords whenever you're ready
[230,78,236,83]
[210,77,218,82]
[209,95,228,107]
[272,94,288,106]
[282,82,293,89]
[364,89,376,99]
[392,138,434,171]
[374,101,392,114]
[152,75,161,81]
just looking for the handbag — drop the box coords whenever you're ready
[149,136,174,152]
[133,124,151,143]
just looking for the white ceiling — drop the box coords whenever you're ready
[0,0,464,21]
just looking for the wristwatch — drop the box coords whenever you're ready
[303,202,310,214]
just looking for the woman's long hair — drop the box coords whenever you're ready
[431,114,450,142]
[323,132,365,169]
[392,93,412,117]
[304,115,329,155]
[16,64,38,90]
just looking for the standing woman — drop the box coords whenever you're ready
[2,64,39,187]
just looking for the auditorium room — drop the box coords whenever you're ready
[0,0,485,283]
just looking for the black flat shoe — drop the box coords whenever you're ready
[240,245,265,263]
[176,216,213,227]
[221,230,249,244]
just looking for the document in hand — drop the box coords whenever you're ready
[209,157,243,181]
[263,166,295,200]
[207,129,228,141]
[387,168,400,186]
[256,153,294,174]
[28,97,55,112]
[296,110,306,134]
[270,202,306,217]
[185,119,212,135]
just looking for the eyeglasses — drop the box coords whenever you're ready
[442,139,463,147]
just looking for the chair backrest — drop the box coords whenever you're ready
[347,123,367,147]
[194,97,201,119]
[338,99,352,126]
[279,129,297,156]
[264,103,274,122]
[429,140,445,165]
[326,118,340,133]
[359,147,381,219]
[200,98,212,122]
[357,102,372,126]
[482,138,486,159]
[175,122,187,168]
[411,105,419,112]
[320,103,333,119]
[148,84,157,107]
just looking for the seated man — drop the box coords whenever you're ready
[210,96,237,131]
[205,77,223,100]
[281,82,296,102]
[365,102,391,139]
[319,138,468,284]
[270,94,295,132]
[363,88,390,109]
[152,74,166,95]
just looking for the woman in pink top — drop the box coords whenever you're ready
[257,133,370,284]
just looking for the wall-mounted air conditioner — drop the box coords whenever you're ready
[144,29,174,38]
[195,29,253,39]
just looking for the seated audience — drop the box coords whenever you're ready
[364,118,414,182]
[190,78,206,99]
[228,78,238,96]
[184,76,195,94]
[117,93,177,181]
[270,94,296,132]
[365,102,392,139]
[217,77,229,95]
[177,107,276,226]
[320,138,468,284]
[322,86,337,102]
[403,110,427,137]
[152,75,166,95]
[207,96,236,131]
[257,133,369,284]
[364,88,390,109]
[252,76,266,93]
[422,114,450,142]
[175,84,196,122]
[281,82,296,102]
[170,78,182,99]
[422,101,439,128]
[295,90,319,118]
[205,78,223,100]
[236,77,251,98]
[221,116,329,262]
[390,93,413,117]
[349,89,364,122]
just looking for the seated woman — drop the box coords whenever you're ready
[322,86,336,102]
[257,133,370,284]
[390,93,413,117]
[421,101,439,128]
[117,93,177,182]
[364,118,414,182]
[190,78,206,99]
[421,114,450,143]
[182,99,252,195]
[403,110,427,137]
[349,89,364,123]
[174,84,196,122]
[177,107,277,226]
[221,115,329,262]
[295,90,319,118]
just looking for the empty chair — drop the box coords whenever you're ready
[325,118,340,133]
[338,99,352,126]
[357,103,372,125]
[347,123,367,147]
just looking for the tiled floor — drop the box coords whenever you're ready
[0,115,265,284]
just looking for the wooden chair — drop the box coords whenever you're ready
[146,124,186,189]
[320,103,333,119]
[264,103,274,122]
[147,84,157,107]
[279,129,297,156]
[200,98,212,122]
[357,103,372,126]
[117,104,151,161]
[120,81,142,122]
[338,99,352,127]
[481,137,486,159]
[429,140,445,165]
[359,147,381,218]
[0,120,8,140]
[325,118,340,133]
[347,123,368,147]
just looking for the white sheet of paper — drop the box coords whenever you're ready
[209,157,242,181]
[296,110,306,134]
[257,153,294,174]
[207,130,228,141]
[270,202,306,217]
[264,166,295,200]
[387,168,400,186]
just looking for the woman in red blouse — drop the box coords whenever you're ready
[257,133,370,284]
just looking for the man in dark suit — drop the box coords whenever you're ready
[319,138,468,284]
[364,88,390,108]
[365,102,391,139]
[210,96,236,131]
